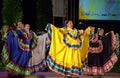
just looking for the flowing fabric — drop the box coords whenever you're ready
[84,31,118,75]
[46,24,91,76]
[1,27,47,76]
[28,33,49,74]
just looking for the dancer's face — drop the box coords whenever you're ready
[24,24,30,31]
[99,29,104,36]
[17,22,23,28]
[66,21,73,29]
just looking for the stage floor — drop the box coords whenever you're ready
[0,71,120,78]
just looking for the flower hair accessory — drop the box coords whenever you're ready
[64,20,68,25]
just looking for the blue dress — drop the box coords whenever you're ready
[1,27,47,76]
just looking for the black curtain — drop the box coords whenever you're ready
[23,0,36,31]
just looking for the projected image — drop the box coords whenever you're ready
[79,0,120,20]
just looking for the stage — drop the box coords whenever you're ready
[0,71,120,78]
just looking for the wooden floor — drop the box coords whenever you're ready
[0,71,120,78]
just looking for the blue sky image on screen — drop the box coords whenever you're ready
[79,0,120,20]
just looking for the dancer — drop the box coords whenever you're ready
[84,28,118,75]
[1,23,47,76]
[46,20,92,76]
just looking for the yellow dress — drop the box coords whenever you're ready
[46,24,91,76]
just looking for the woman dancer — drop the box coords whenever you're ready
[46,20,92,76]
[84,28,118,75]
[1,23,47,76]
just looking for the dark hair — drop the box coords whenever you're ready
[64,20,73,27]
[64,20,68,24]
[64,20,68,27]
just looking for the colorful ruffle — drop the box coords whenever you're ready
[1,29,47,76]
[47,54,87,76]
[84,52,118,75]
[89,40,103,53]
[63,36,82,48]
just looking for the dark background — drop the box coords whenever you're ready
[0,0,120,33]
